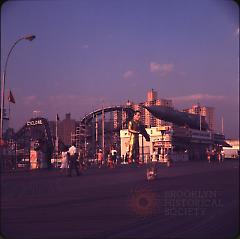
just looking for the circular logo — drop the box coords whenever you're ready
[129,187,158,217]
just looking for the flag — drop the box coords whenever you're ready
[56,114,60,121]
[8,90,15,104]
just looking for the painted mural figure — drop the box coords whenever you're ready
[128,110,150,163]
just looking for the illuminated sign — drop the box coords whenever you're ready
[27,119,43,126]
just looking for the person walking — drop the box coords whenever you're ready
[60,146,69,174]
[67,142,80,177]
[97,149,103,168]
[78,149,86,171]
[107,153,113,168]
[207,150,211,163]
[221,149,225,162]
[125,152,129,164]
[111,147,117,167]
[152,148,158,173]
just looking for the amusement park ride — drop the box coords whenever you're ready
[1,105,230,173]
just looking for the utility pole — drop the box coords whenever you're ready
[84,116,87,158]
[199,114,201,131]
[198,103,201,131]
[121,107,124,130]
[95,114,98,155]
[102,107,105,159]
[0,35,36,141]
[55,114,58,168]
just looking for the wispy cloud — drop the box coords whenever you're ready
[172,93,225,103]
[49,94,100,104]
[48,94,111,109]
[150,62,174,76]
[123,70,135,79]
[82,44,89,49]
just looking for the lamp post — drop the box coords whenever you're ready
[0,35,36,140]
[160,129,166,161]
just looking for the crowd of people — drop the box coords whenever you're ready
[58,144,171,178]
[59,143,122,177]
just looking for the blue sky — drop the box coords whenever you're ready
[1,0,239,138]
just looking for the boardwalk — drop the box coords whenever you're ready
[1,161,239,239]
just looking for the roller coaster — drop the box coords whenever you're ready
[74,106,135,157]
[5,104,229,165]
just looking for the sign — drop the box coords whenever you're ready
[30,150,37,169]
[27,119,43,126]
[153,141,172,148]
[156,126,170,132]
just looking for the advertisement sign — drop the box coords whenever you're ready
[30,150,37,169]
[27,119,43,126]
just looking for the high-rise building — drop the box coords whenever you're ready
[49,113,78,146]
[155,99,173,127]
[201,106,215,131]
[144,90,173,127]
[125,89,173,128]
[144,100,156,127]
[183,104,215,131]
[147,89,157,102]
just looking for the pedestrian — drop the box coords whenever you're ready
[125,152,129,164]
[218,152,221,163]
[78,149,86,170]
[221,150,225,162]
[97,149,103,168]
[207,150,211,163]
[111,148,117,166]
[107,153,113,168]
[36,149,41,169]
[153,149,158,163]
[60,146,69,174]
[151,149,158,173]
[166,151,171,167]
[67,142,80,177]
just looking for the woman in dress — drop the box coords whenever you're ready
[60,146,69,174]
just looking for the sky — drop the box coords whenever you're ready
[1,0,239,139]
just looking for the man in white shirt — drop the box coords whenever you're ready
[69,144,77,156]
[67,142,80,177]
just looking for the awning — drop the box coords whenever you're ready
[214,141,232,147]
[221,141,232,147]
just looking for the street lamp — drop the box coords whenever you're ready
[160,129,166,161]
[0,34,36,140]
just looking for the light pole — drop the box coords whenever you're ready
[160,129,166,161]
[0,35,36,141]
[141,133,144,163]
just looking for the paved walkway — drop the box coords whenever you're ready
[1,161,239,239]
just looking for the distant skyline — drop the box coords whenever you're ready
[1,0,239,138]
